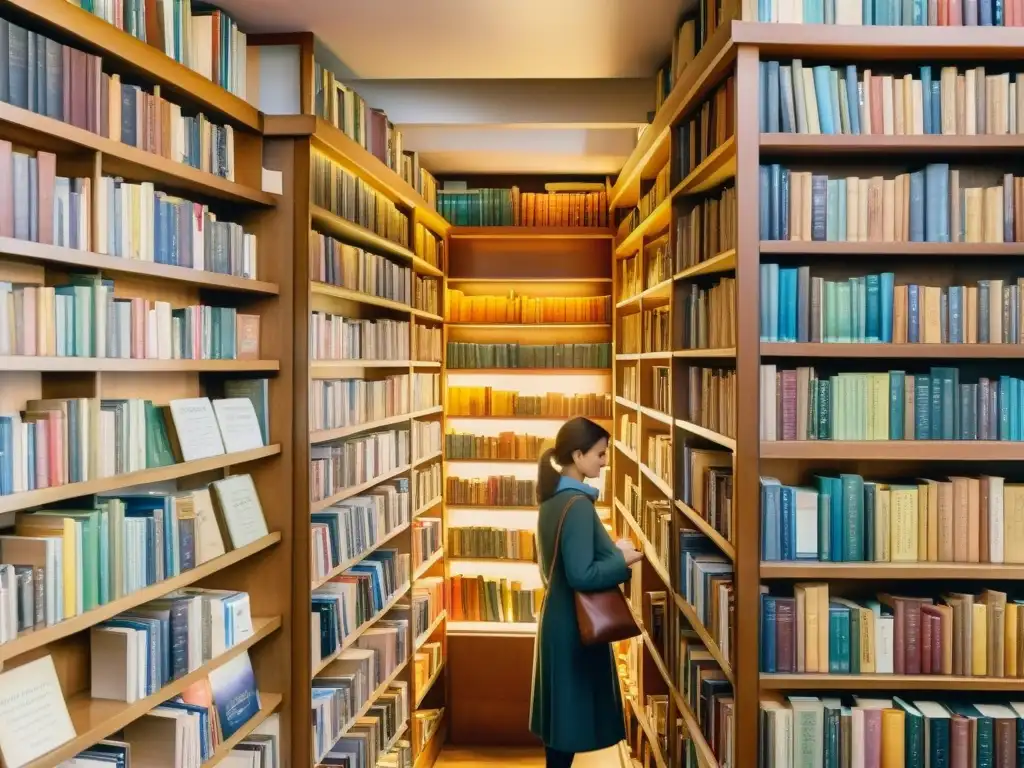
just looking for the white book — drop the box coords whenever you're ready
[211,475,269,549]
[986,475,1005,563]
[0,655,77,768]
[212,399,265,453]
[874,614,895,674]
[169,398,226,462]
[90,625,139,703]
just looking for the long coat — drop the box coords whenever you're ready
[529,488,631,753]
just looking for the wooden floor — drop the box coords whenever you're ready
[435,746,621,767]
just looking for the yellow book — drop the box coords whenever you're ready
[881,708,906,768]
[796,584,816,673]
[890,486,919,562]
[816,584,829,674]
[875,485,891,562]
[972,602,988,676]
[16,515,77,618]
[1004,484,1024,563]
[1006,603,1019,677]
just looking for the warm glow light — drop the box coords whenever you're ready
[445,373,610,396]
[449,559,543,587]
[448,508,538,527]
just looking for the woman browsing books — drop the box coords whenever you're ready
[530,417,643,768]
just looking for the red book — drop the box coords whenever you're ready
[775,598,796,673]
[920,608,933,674]
[950,716,970,768]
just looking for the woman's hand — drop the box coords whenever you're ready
[621,548,644,566]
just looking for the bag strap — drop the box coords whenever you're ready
[544,493,586,587]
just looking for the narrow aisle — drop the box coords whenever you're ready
[435,747,622,767]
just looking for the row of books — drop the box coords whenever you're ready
[620,309,670,354]
[76,0,247,96]
[760,472,1024,563]
[446,388,612,419]
[681,366,737,439]
[680,447,733,547]
[413,641,442,699]
[413,709,444,756]
[760,163,1024,244]
[761,266,1024,345]
[645,239,673,290]
[678,625,733,764]
[309,313,410,363]
[621,166,670,240]
[646,435,672,488]
[759,695,1024,768]
[619,254,642,301]
[413,463,442,511]
[311,479,410,585]
[311,151,409,249]
[0,392,267,497]
[437,185,609,228]
[629,494,672,573]
[413,325,442,363]
[310,233,413,305]
[445,476,536,508]
[310,375,412,435]
[414,224,445,271]
[674,185,737,276]
[309,429,409,504]
[761,365,1024,441]
[0,473,267,641]
[746,0,1024,25]
[679,278,738,350]
[445,292,611,325]
[444,430,546,461]
[310,549,409,665]
[0,17,239,175]
[761,60,1024,136]
[411,518,441,570]
[1,281,259,360]
[411,577,444,640]
[413,274,441,317]
[677,75,733,184]
[620,365,640,403]
[761,583,1024,678]
[412,420,442,463]
[449,526,537,562]
[448,575,542,623]
[618,417,639,456]
[311,614,409,762]
[679,531,735,667]
[445,342,612,370]
[318,682,409,768]
[652,366,670,414]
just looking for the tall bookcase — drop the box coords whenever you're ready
[442,222,614,746]
[256,32,450,767]
[0,0,295,765]
[612,15,1024,768]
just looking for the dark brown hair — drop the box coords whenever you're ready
[536,417,610,503]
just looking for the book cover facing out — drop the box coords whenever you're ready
[208,651,261,739]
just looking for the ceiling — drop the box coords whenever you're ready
[224,0,691,173]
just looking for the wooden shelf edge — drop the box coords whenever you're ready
[761,342,1024,359]
[310,463,412,513]
[638,462,673,500]
[675,419,737,451]
[25,617,281,768]
[445,620,537,636]
[760,240,1024,255]
[205,692,283,768]
[310,412,417,443]
[448,226,615,239]
[759,673,1024,691]
[413,450,443,468]
[414,611,447,652]
[761,132,1024,152]
[447,323,611,330]
[413,497,443,519]
[675,500,736,561]
[312,522,412,591]
[3,0,261,131]
[0,236,279,293]
[414,660,446,709]
[0,445,281,516]
[0,357,280,372]
[760,562,1024,579]
[673,248,737,280]
[1,533,281,663]
[413,548,446,581]
[446,368,611,375]
[310,205,442,275]
[760,440,1024,461]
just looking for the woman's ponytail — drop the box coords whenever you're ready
[537,447,560,504]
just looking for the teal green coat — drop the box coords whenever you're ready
[530,481,631,753]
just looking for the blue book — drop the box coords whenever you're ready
[759,166,770,239]
[780,485,794,560]
[767,61,780,133]
[930,82,941,134]
[761,595,777,672]
[208,651,262,739]
[908,285,920,342]
[837,180,847,241]
[890,372,906,440]
[760,478,782,560]
[769,164,781,241]
[812,67,835,134]
[920,68,933,134]
[845,66,861,134]
[780,168,791,240]
[880,272,895,342]
[909,171,925,242]
[865,274,881,342]
[924,163,950,243]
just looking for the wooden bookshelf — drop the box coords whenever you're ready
[260,65,449,768]
[444,220,613,748]
[0,4,298,765]
[608,16,1024,768]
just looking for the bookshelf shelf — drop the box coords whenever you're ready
[446,368,612,375]
[446,621,537,636]
[448,226,616,239]
[414,548,446,581]
[205,693,283,768]
[641,406,673,426]
[616,278,672,309]
[415,661,446,708]
[310,205,443,276]
[760,342,1024,359]
[673,248,737,280]
[759,441,1024,461]
[415,611,448,651]
[673,592,734,685]
[413,716,448,768]
[4,0,262,130]
[311,523,412,591]
[311,283,424,313]
[760,132,1024,155]
[759,241,1024,257]
[311,464,412,513]
[625,690,670,768]
[25,616,281,768]
[445,457,537,465]
[759,562,1024,580]
[679,135,737,196]
[448,556,538,564]
[310,410,425,443]
[0,236,280,294]
[310,361,437,376]
[614,442,639,463]
[674,501,735,561]
[447,276,613,284]
[447,415,612,424]
[0,533,282,664]
[639,462,673,499]
[617,351,672,361]
[759,673,1024,692]
[673,348,736,358]
[0,445,281,516]
[447,322,611,330]
[414,496,444,519]
[675,419,736,451]
[615,183,680,258]
[0,357,281,373]
[263,115,448,236]
[615,396,640,411]
[313,583,412,676]
[413,449,444,467]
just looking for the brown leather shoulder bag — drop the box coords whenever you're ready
[546,494,641,645]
